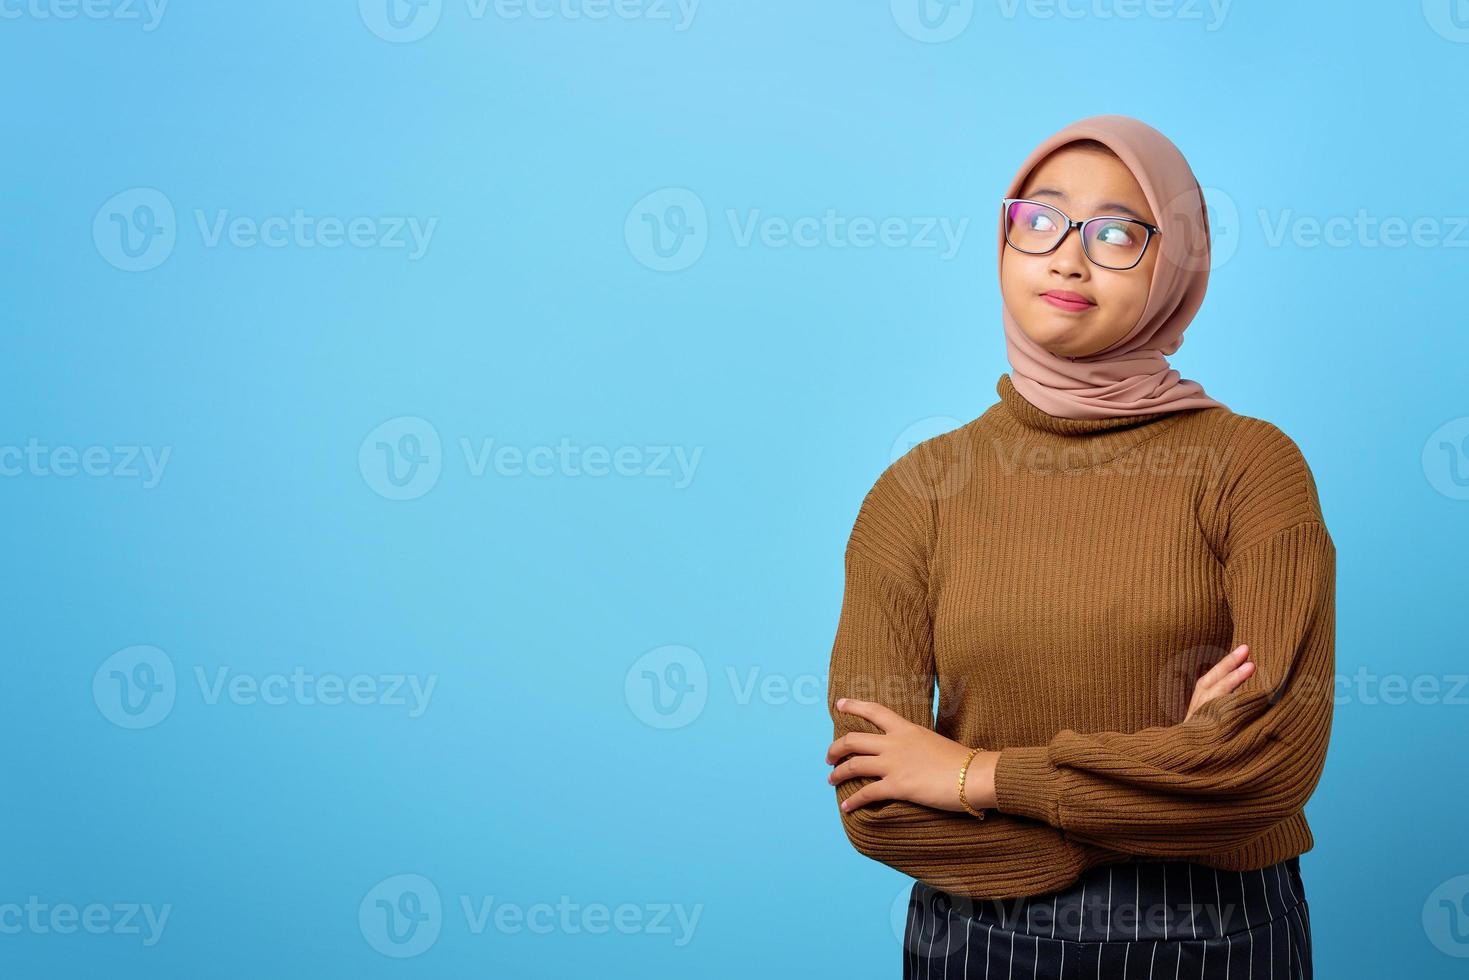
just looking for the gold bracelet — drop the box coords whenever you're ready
[958,746,987,820]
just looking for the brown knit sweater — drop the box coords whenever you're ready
[827,372,1336,900]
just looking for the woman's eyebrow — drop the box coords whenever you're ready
[1026,186,1148,221]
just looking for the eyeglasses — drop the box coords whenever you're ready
[1001,197,1161,271]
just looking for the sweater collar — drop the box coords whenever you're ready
[994,372,1186,436]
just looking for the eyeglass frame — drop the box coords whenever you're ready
[1000,197,1162,271]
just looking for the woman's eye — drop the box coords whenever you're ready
[1096,222,1135,246]
[1029,213,1056,232]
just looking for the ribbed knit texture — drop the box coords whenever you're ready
[827,372,1336,901]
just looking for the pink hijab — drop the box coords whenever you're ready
[998,114,1229,419]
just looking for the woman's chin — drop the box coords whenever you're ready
[1017,320,1091,357]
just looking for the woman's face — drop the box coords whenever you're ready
[1000,145,1160,358]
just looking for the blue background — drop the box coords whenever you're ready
[3,1,1467,976]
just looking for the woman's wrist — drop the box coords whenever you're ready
[958,748,1000,815]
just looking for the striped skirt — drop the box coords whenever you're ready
[903,856,1311,979]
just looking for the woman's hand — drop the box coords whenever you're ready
[1184,643,1254,723]
[826,698,997,814]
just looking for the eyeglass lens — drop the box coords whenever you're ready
[1004,200,1149,270]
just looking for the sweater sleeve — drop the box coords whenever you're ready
[826,435,1074,896]
[991,420,1337,857]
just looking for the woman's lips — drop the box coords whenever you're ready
[1040,291,1096,312]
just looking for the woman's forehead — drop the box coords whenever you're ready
[1019,148,1151,213]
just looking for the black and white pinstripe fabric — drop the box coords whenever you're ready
[903,857,1310,979]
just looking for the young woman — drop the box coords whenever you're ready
[824,115,1332,979]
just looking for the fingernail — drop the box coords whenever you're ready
[836,698,846,709]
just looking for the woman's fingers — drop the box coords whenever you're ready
[1184,644,1253,722]
[1200,644,1250,687]
[839,779,894,812]
[1213,646,1255,694]
[828,753,883,786]
[824,730,883,765]
[833,696,906,734]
